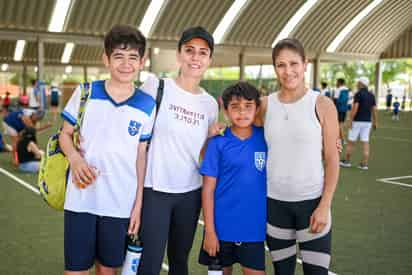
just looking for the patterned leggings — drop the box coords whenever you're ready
[266,197,332,275]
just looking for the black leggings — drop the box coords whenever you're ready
[266,197,332,275]
[138,188,201,275]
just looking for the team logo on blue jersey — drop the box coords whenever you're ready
[128,120,141,136]
[254,152,266,171]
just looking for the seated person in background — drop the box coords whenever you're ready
[17,127,44,173]
[2,110,49,165]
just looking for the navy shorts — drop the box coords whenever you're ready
[199,240,265,271]
[64,210,129,271]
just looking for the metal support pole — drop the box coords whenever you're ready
[22,64,27,95]
[37,38,44,81]
[83,66,88,83]
[375,61,382,99]
[239,52,245,81]
[148,48,153,73]
[312,58,321,90]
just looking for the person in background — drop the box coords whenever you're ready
[401,95,406,110]
[17,127,44,173]
[385,89,392,112]
[2,110,47,165]
[2,91,11,115]
[50,85,60,122]
[392,97,400,121]
[335,79,350,143]
[321,82,331,98]
[341,77,377,170]
[19,90,29,108]
[28,79,40,112]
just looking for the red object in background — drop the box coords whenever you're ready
[3,94,11,105]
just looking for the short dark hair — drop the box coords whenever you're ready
[222,82,260,110]
[321,82,328,88]
[178,26,214,57]
[337,78,345,85]
[104,25,146,58]
[272,38,305,64]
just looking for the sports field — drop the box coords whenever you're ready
[1,110,411,275]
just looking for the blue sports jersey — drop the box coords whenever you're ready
[200,126,267,242]
[51,89,59,102]
[393,102,400,112]
[3,111,25,132]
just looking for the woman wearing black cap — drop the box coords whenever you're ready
[138,26,223,275]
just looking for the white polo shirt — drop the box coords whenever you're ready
[142,75,218,193]
[62,80,156,218]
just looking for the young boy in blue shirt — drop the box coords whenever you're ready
[199,82,267,274]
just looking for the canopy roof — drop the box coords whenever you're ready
[0,0,411,70]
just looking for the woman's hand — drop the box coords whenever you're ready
[208,122,226,138]
[310,205,330,234]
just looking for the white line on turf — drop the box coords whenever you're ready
[377,175,412,188]
[0,167,173,272]
[0,167,40,194]
[198,220,338,275]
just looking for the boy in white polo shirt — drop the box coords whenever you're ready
[59,25,155,275]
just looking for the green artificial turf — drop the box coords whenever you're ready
[1,110,411,275]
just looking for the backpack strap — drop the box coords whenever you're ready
[155,79,164,117]
[73,82,91,148]
[74,82,91,131]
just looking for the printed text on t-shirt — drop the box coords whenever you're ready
[169,104,205,126]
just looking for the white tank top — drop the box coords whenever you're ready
[264,90,324,202]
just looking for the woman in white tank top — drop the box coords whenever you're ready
[256,39,340,275]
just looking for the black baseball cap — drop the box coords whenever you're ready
[178,26,214,56]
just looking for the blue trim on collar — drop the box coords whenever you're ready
[89,81,155,115]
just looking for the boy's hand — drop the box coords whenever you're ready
[203,230,220,257]
[128,207,141,235]
[208,122,226,138]
[68,152,96,188]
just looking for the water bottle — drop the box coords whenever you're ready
[208,256,223,275]
[121,235,143,275]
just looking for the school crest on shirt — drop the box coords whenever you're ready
[254,152,266,171]
[128,120,141,136]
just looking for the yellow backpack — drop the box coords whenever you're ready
[37,83,91,210]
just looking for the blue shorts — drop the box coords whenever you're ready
[64,210,129,271]
[199,240,265,271]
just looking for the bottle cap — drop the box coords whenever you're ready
[208,257,222,271]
